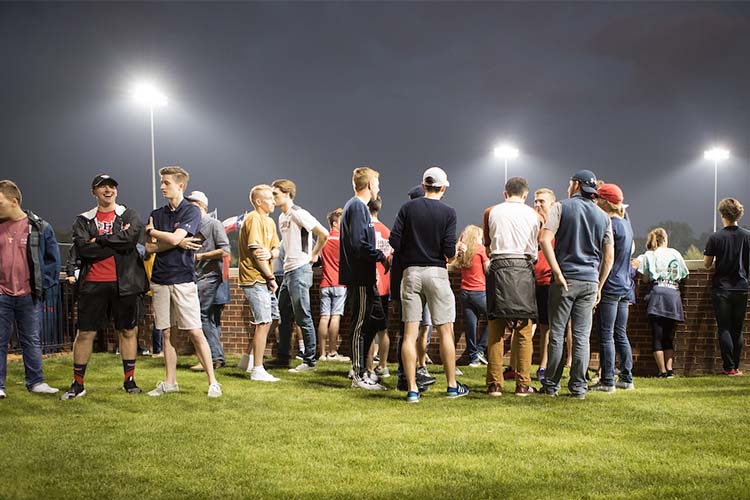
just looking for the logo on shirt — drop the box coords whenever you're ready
[96,220,114,235]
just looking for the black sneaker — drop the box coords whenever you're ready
[60,382,86,400]
[666,370,674,378]
[396,377,429,393]
[266,358,291,369]
[123,379,142,394]
[416,367,437,386]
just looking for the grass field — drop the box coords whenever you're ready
[1,353,749,499]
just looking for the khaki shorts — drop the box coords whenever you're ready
[151,282,202,330]
[400,266,455,326]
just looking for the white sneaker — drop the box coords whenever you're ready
[331,353,351,362]
[29,382,59,394]
[0,388,6,399]
[365,371,380,383]
[207,382,222,398]
[469,361,482,368]
[374,366,391,378]
[288,363,316,373]
[318,354,329,361]
[615,380,635,390]
[147,381,179,396]
[455,368,464,376]
[250,367,280,382]
[347,368,355,379]
[351,378,387,391]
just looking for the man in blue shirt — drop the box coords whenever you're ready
[390,167,468,403]
[340,166,389,390]
[145,166,221,398]
[539,170,613,399]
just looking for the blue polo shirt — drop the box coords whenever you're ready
[150,199,201,285]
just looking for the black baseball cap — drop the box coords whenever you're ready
[91,174,118,189]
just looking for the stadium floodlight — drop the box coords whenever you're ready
[703,146,731,232]
[493,143,520,184]
[132,82,168,209]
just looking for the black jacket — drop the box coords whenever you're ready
[72,204,149,296]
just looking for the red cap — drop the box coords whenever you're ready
[597,183,623,204]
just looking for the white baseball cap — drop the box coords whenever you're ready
[186,190,209,207]
[422,166,450,187]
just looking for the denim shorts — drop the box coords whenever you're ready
[242,284,280,325]
[320,286,347,316]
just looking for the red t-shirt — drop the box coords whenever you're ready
[534,238,554,285]
[374,221,392,297]
[320,228,343,288]
[0,217,32,296]
[86,210,117,282]
[460,244,488,291]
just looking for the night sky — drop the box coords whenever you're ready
[2,2,749,240]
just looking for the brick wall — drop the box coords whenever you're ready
[96,261,748,376]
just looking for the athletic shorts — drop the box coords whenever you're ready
[536,284,550,326]
[320,286,347,316]
[151,282,202,330]
[77,281,141,331]
[400,267,455,326]
[371,294,390,333]
[242,283,280,325]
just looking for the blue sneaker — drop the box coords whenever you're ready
[536,367,545,381]
[446,381,470,399]
[406,391,421,403]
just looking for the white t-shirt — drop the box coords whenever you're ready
[485,200,539,257]
[279,205,322,273]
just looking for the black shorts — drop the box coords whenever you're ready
[77,281,141,331]
[371,294,390,333]
[535,284,549,326]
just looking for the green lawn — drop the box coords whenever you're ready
[1,353,749,499]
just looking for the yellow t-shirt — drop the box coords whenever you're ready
[238,210,280,286]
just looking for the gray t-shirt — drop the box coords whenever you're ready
[195,214,231,279]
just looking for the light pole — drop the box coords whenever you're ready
[132,83,168,209]
[704,146,730,232]
[493,143,520,185]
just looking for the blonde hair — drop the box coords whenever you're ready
[352,166,379,192]
[250,184,273,204]
[271,179,296,200]
[646,227,668,251]
[456,225,483,269]
[597,198,625,218]
[534,188,555,202]
[159,166,189,188]
[0,180,22,205]
[718,198,744,223]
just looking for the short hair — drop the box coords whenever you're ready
[646,227,668,251]
[271,179,296,200]
[327,208,343,227]
[718,198,744,223]
[534,188,556,202]
[0,180,22,205]
[423,184,442,194]
[159,166,189,188]
[353,167,379,192]
[505,176,529,197]
[368,195,382,214]
[250,184,273,204]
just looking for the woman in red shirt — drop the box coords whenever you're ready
[450,225,490,367]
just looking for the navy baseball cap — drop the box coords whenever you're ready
[571,170,598,198]
[91,174,118,189]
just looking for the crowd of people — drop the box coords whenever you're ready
[1,165,749,402]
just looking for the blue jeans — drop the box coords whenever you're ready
[459,290,488,362]
[598,293,633,385]
[197,273,225,363]
[0,294,45,391]
[278,264,317,366]
[542,280,598,397]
